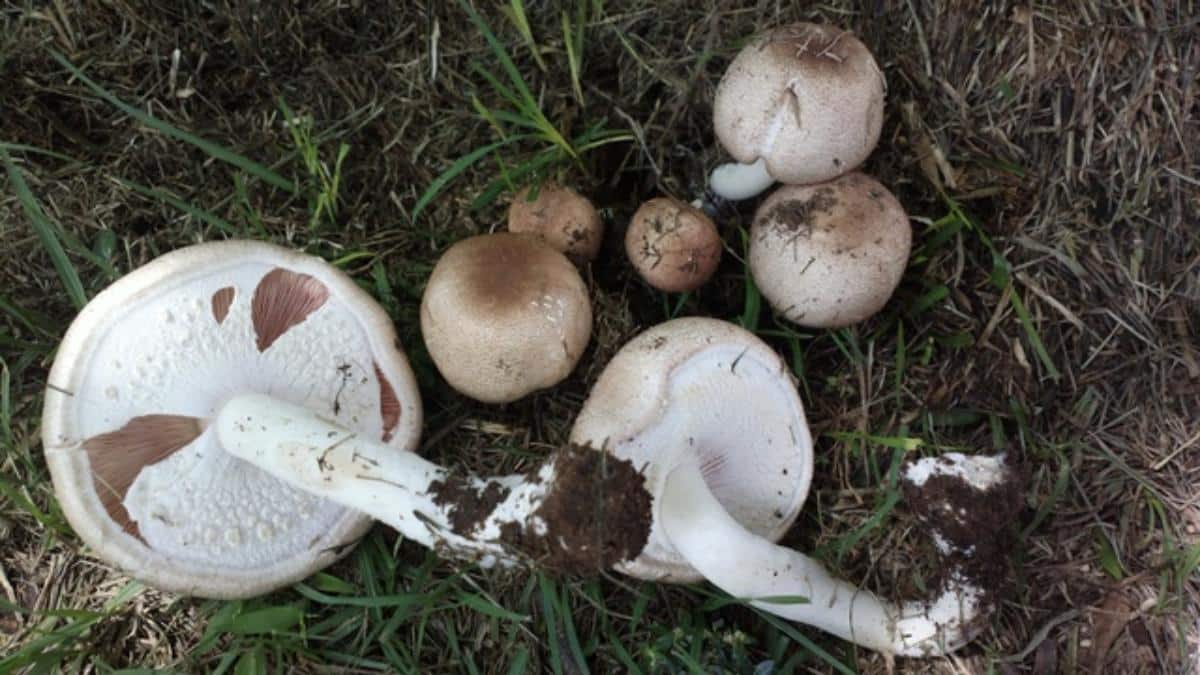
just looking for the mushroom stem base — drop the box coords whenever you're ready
[660,461,987,657]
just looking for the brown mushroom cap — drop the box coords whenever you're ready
[749,172,911,328]
[507,183,604,263]
[625,198,722,293]
[420,232,592,403]
[713,23,885,186]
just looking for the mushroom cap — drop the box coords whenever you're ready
[570,317,812,582]
[749,172,911,328]
[713,22,885,185]
[625,197,723,293]
[41,240,422,599]
[507,183,604,262]
[420,232,592,403]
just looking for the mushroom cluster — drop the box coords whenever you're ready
[709,22,912,329]
[39,17,1019,666]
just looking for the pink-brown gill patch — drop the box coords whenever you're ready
[375,362,401,443]
[211,286,236,324]
[251,268,330,352]
[82,414,205,539]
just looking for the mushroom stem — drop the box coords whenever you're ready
[708,158,776,201]
[217,393,651,573]
[659,457,1008,657]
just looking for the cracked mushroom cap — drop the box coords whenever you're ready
[750,172,911,328]
[507,183,604,263]
[420,232,592,403]
[41,240,422,599]
[570,317,812,582]
[713,22,885,186]
[625,197,723,293]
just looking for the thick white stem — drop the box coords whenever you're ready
[216,393,536,566]
[660,461,985,656]
[709,158,776,201]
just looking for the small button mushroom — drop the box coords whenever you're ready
[749,172,911,328]
[421,232,592,403]
[507,183,604,263]
[710,23,886,201]
[572,317,1020,657]
[625,197,722,293]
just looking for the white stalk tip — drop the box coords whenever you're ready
[709,158,776,201]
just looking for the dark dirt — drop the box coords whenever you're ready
[501,445,652,576]
[428,473,512,535]
[759,188,838,238]
[901,458,1027,612]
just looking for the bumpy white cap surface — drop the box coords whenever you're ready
[570,317,812,582]
[41,241,422,598]
[713,22,885,186]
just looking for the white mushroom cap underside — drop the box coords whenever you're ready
[713,23,885,185]
[42,241,422,598]
[750,173,912,328]
[570,317,812,582]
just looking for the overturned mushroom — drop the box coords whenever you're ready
[42,241,422,598]
[625,197,723,293]
[421,232,593,403]
[43,241,648,598]
[710,23,885,201]
[571,317,1019,656]
[507,183,604,263]
[750,172,911,328]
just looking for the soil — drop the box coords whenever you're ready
[901,459,1027,615]
[759,187,838,238]
[429,445,651,576]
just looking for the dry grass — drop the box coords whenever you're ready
[1,1,1197,673]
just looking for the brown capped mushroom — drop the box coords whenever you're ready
[710,23,885,200]
[420,232,592,403]
[625,197,722,293]
[749,172,911,328]
[507,183,604,263]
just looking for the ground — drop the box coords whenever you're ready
[1,1,1197,673]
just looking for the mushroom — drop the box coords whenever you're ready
[709,23,885,201]
[507,183,604,263]
[420,232,593,403]
[571,317,1019,656]
[42,240,423,598]
[43,241,650,598]
[749,172,911,328]
[625,197,723,293]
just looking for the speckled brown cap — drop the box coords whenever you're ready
[625,197,722,293]
[420,232,593,403]
[749,172,911,328]
[507,183,604,263]
[713,22,885,186]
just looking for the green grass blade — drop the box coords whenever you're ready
[414,134,532,221]
[1008,287,1061,380]
[115,178,236,234]
[50,51,296,194]
[2,148,87,309]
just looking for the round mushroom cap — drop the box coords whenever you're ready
[421,232,592,403]
[713,22,885,185]
[625,197,722,293]
[570,317,812,582]
[507,183,604,263]
[41,241,423,599]
[749,172,912,328]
